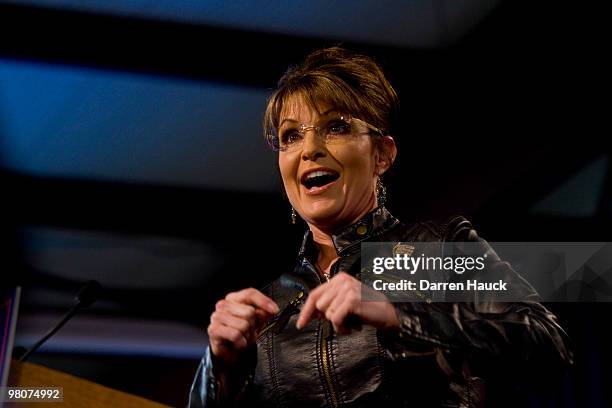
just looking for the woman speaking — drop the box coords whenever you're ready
[189,47,571,407]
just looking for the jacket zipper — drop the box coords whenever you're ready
[320,321,339,407]
[313,259,341,407]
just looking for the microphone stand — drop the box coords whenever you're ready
[18,280,102,362]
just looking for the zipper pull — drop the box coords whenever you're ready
[256,290,305,340]
[321,319,334,339]
[273,290,305,334]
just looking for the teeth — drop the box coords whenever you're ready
[305,170,336,180]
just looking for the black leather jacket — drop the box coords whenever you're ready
[189,207,572,407]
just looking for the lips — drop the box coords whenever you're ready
[300,168,340,192]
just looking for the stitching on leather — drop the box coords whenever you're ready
[398,312,455,350]
[266,287,283,408]
[418,221,442,240]
[375,330,387,386]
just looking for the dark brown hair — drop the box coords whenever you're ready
[263,47,399,142]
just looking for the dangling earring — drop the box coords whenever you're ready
[376,178,387,207]
[290,206,297,224]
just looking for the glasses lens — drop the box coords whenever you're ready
[277,127,304,152]
[268,116,379,152]
[324,117,353,144]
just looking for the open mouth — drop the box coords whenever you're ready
[301,169,340,190]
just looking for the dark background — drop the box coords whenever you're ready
[0,0,609,406]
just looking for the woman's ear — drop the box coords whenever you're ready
[375,136,397,176]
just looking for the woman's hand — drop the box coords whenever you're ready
[296,272,399,334]
[208,288,279,366]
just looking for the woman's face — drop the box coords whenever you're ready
[278,94,394,232]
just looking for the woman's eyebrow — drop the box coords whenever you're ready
[279,118,298,127]
[279,109,339,127]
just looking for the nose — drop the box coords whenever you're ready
[301,128,326,161]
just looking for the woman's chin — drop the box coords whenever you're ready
[301,201,345,228]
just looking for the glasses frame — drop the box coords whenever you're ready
[266,114,386,153]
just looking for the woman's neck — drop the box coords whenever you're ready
[310,225,338,274]
[308,203,379,274]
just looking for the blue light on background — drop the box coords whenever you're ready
[0,59,277,191]
[2,0,501,48]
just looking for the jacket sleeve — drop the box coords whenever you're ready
[382,217,573,379]
[188,346,256,407]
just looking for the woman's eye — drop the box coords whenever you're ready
[281,130,302,145]
[328,121,351,134]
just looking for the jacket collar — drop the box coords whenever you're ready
[298,206,400,258]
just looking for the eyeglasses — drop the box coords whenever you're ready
[266,115,385,153]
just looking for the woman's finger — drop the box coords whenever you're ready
[217,301,260,327]
[226,288,279,314]
[296,284,326,329]
[327,297,355,335]
[208,322,248,351]
[329,290,364,335]
[314,283,339,315]
[211,311,254,342]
